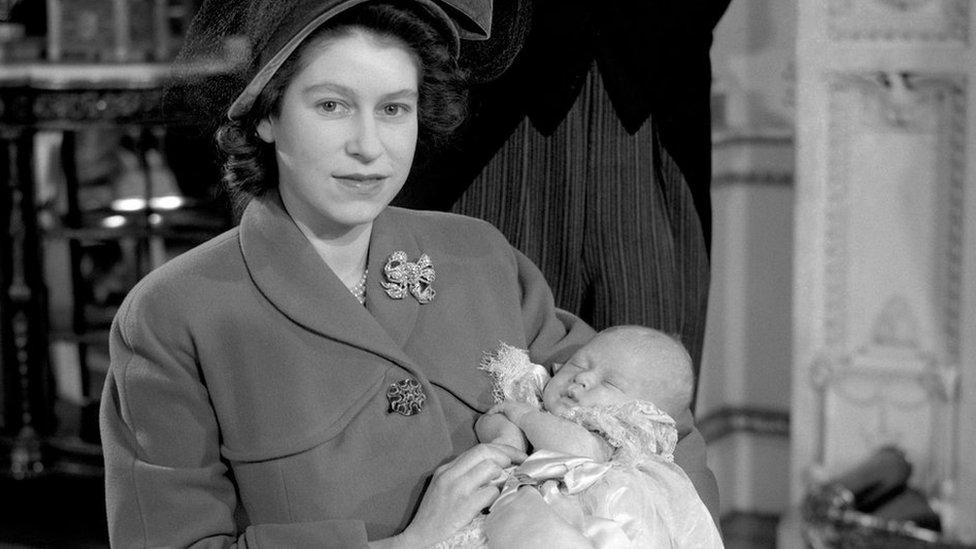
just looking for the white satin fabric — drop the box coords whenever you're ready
[480,449,723,548]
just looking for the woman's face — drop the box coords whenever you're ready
[257,28,419,237]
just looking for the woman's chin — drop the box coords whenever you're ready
[317,201,388,231]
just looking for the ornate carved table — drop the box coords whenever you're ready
[0,61,226,478]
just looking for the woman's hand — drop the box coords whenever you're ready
[396,443,526,548]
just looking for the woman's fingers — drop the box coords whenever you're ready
[486,442,526,463]
[472,483,504,509]
[434,452,506,493]
[436,443,524,480]
[428,443,522,504]
[403,443,524,546]
[469,457,504,486]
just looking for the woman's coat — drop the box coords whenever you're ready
[100,194,715,547]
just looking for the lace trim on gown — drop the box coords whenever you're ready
[478,342,548,407]
[560,400,678,465]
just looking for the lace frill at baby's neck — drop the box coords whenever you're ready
[560,400,679,465]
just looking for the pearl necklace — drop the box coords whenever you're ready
[350,269,368,305]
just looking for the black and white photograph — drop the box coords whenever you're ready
[0,0,974,547]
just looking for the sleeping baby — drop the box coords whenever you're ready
[442,325,724,548]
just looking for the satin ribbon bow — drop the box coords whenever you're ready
[381,251,436,304]
[491,450,613,511]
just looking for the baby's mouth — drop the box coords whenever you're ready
[560,393,579,408]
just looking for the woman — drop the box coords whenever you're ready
[100,0,715,546]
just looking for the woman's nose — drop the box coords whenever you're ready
[346,114,383,162]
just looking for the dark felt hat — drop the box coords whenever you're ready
[177,0,521,121]
[457,0,530,85]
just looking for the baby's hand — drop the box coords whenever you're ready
[488,401,537,427]
[476,407,528,453]
[491,425,528,454]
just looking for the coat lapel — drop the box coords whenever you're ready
[365,208,421,348]
[238,194,418,371]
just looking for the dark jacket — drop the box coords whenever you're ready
[399,0,732,247]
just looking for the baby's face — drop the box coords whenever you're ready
[543,333,649,416]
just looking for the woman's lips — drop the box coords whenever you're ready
[335,173,386,181]
[334,174,387,193]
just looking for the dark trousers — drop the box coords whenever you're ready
[451,65,710,394]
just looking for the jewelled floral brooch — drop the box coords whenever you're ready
[381,251,435,304]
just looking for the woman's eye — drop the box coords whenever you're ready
[382,103,410,116]
[317,100,345,114]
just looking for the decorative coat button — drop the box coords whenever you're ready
[387,378,426,416]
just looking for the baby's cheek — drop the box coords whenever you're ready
[542,391,565,415]
[601,390,632,407]
[541,392,557,412]
[541,382,559,402]
[575,387,613,408]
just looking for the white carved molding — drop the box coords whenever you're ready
[791,1,976,543]
[823,71,965,359]
[828,0,968,42]
[879,0,938,11]
[796,70,968,534]
[711,131,795,188]
[810,298,958,498]
[711,171,794,187]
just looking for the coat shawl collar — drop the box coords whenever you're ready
[238,193,421,373]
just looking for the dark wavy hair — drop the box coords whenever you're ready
[215,0,468,212]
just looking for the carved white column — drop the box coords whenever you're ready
[789,0,975,542]
[699,0,796,526]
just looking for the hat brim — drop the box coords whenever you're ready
[457,0,530,84]
[227,0,486,119]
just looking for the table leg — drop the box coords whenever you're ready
[1,129,55,479]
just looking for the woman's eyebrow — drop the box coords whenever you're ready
[301,81,353,96]
[382,89,419,101]
[301,82,418,101]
